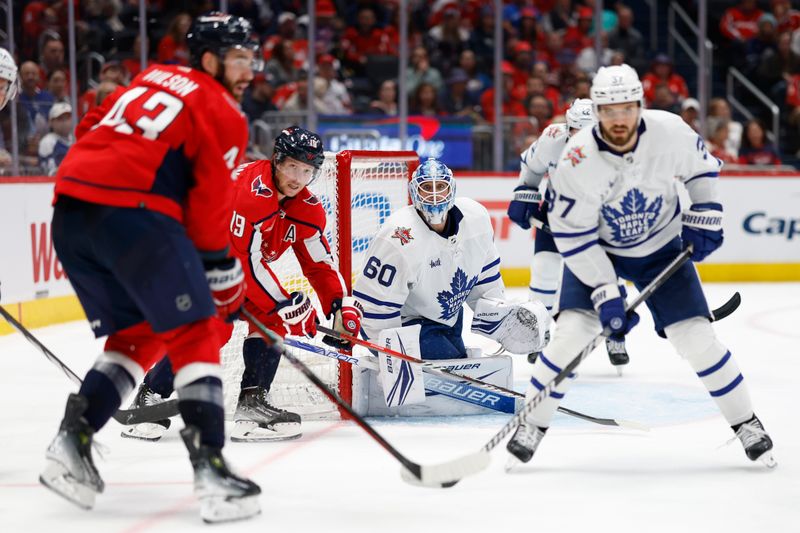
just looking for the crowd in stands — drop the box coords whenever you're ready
[1,0,797,174]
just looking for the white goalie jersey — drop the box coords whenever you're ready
[518,123,570,189]
[548,109,723,289]
[353,197,504,341]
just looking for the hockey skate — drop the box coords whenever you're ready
[40,394,105,510]
[605,337,630,375]
[120,383,172,441]
[230,386,302,442]
[731,415,777,468]
[181,426,261,523]
[505,422,547,472]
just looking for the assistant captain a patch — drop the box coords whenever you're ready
[391,226,414,246]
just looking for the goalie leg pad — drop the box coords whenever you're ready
[471,298,552,355]
[376,325,426,407]
[665,317,753,425]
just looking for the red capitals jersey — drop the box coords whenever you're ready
[229,160,346,316]
[54,64,248,255]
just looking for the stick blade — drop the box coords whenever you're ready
[400,451,491,488]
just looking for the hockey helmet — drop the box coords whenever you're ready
[187,12,260,70]
[273,126,325,170]
[565,98,595,132]
[0,48,19,110]
[590,64,643,108]
[409,157,456,226]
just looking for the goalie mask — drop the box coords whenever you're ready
[0,48,18,110]
[409,157,455,226]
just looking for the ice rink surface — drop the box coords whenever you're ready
[1,283,798,533]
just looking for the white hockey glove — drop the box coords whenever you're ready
[471,298,551,355]
[275,291,317,337]
[323,296,364,349]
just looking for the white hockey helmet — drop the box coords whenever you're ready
[565,98,595,131]
[590,64,643,109]
[0,47,18,110]
[409,157,456,226]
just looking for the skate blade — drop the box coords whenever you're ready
[504,455,523,473]
[120,423,166,441]
[615,365,625,377]
[230,420,302,442]
[200,494,261,524]
[758,451,777,469]
[40,460,97,510]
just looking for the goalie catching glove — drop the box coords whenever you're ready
[322,296,363,349]
[275,291,317,337]
[470,298,551,354]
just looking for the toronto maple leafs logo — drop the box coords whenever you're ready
[251,175,273,198]
[601,188,663,244]
[391,226,414,246]
[563,146,587,167]
[436,268,478,320]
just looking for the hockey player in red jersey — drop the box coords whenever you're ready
[121,126,363,442]
[41,13,263,523]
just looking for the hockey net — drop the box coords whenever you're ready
[220,150,419,419]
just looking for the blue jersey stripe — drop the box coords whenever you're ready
[560,239,599,258]
[353,290,403,309]
[475,272,501,286]
[481,257,501,272]
[685,171,719,184]
[363,310,401,320]
[530,287,557,295]
[551,226,599,239]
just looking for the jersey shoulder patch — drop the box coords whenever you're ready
[250,174,273,198]
[390,226,414,246]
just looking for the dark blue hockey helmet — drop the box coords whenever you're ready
[273,126,325,171]
[187,12,260,70]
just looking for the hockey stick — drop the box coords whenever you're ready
[316,325,646,430]
[242,308,489,488]
[0,297,178,425]
[529,219,741,322]
[451,246,694,483]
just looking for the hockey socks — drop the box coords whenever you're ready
[79,352,139,431]
[176,374,226,448]
[144,356,176,398]
[241,337,282,390]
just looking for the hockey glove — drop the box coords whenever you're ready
[322,297,364,349]
[275,291,317,337]
[681,203,724,262]
[507,186,543,230]
[592,283,640,341]
[204,257,246,322]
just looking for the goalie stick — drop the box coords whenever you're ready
[438,246,695,485]
[241,307,488,488]
[0,292,178,425]
[317,325,647,430]
[528,218,741,322]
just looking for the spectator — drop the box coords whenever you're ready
[517,7,542,47]
[157,12,192,66]
[527,94,554,135]
[680,97,701,133]
[262,12,307,70]
[441,69,480,121]
[265,38,298,87]
[480,62,527,123]
[459,49,491,103]
[47,68,69,103]
[608,5,646,74]
[720,0,764,43]
[575,31,614,74]
[282,72,326,113]
[705,117,739,164]
[708,97,744,157]
[468,5,497,67]
[38,101,74,176]
[341,7,397,73]
[409,82,443,117]
[79,61,128,117]
[641,54,689,106]
[242,73,277,122]
[122,34,150,79]
[427,4,469,73]
[564,6,594,53]
[649,83,680,114]
[407,46,443,95]
[739,118,781,165]
[541,0,574,33]
[510,41,534,90]
[39,32,66,84]
[773,0,800,33]
[316,54,352,115]
[757,31,800,101]
[745,14,778,74]
[369,79,398,116]
[19,61,54,139]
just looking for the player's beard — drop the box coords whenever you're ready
[600,122,637,149]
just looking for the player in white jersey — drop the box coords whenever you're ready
[505,64,775,469]
[509,98,632,371]
[354,157,550,361]
[0,48,19,110]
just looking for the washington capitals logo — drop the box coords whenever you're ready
[392,226,414,246]
[601,188,663,244]
[563,146,587,167]
[304,194,320,206]
[436,268,478,320]
[251,175,273,198]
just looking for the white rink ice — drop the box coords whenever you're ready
[1,283,798,533]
